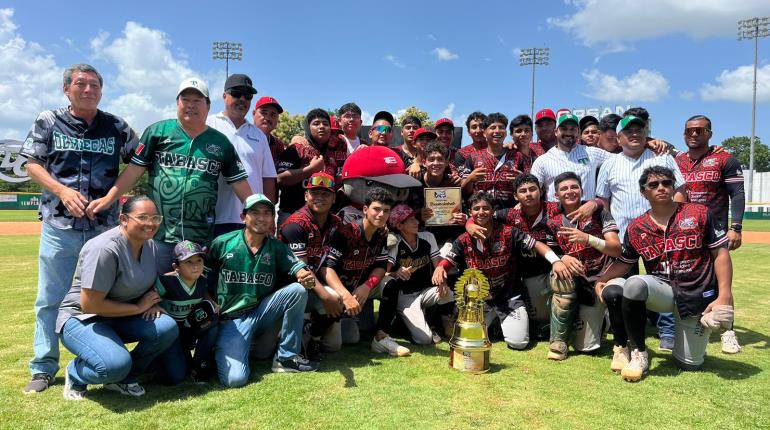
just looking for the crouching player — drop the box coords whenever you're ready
[432,191,570,350]
[154,240,218,384]
[595,166,734,382]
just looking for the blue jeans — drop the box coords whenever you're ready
[60,314,178,388]
[30,223,102,376]
[215,283,307,388]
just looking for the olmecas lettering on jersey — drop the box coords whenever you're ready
[638,235,702,260]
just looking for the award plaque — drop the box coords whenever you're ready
[424,187,462,226]
[449,269,492,373]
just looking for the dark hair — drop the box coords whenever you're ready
[599,114,622,132]
[468,191,495,209]
[401,115,422,128]
[465,111,487,129]
[554,171,582,190]
[365,187,395,207]
[639,166,675,191]
[685,114,712,130]
[338,102,362,116]
[509,114,533,134]
[483,112,508,130]
[64,63,103,87]
[423,141,449,160]
[306,108,330,125]
[121,195,155,215]
[513,173,540,191]
[623,107,649,124]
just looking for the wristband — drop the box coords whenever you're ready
[438,259,454,270]
[730,224,742,233]
[365,276,380,290]
[587,234,607,251]
[544,251,561,265]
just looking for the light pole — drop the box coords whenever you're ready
[212,41,243,81]
[519,48,549,120]
[737,17,769,203]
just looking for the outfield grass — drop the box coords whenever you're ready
[1,235,768,429]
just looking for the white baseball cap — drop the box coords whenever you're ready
[177,77,209,99]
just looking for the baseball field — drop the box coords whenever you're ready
[1,211,768,429]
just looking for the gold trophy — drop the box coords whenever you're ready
[449,269,492,373]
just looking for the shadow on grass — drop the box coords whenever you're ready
[83,377,232,413]
[647,349,762,380]
[708,325,770,351]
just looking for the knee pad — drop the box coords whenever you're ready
[622,276,649,301]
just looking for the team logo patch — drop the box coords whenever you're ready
[135,142,145,154]
[22,138,34,150]
[226,253,234,259]
[578,157,589,165]
[206,144,222,156]
[679,218,696,230]
[715,229,726,237]
[384,156,398,166]
[703,159,717,167]
[261,253,272,264]
[161,138,172,144]
[353,250,360,255]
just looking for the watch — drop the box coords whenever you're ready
[730,223,742,233]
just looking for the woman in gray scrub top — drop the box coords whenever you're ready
[57,195,178,400]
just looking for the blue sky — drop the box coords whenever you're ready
[2,0,769,150]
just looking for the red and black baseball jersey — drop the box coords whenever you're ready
[675,148,744,229]
[268,134,286,166]
[323,219,389,291]
[453,141,487,169]
[546,204,618,278]
[519,143,545,174]
[620,203,728,318]
[445,222,536,305]
[460,149,527,209]
[279,205,342,273]
[493,202,561,278]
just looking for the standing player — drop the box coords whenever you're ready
[508,114,544,173]
[534,108,558,152]
[676,115,745,354]
[253,96,286,164]
[434,117,458,163]
[596,166,733,381]
[453,112,487,168]
[338,102,368,154]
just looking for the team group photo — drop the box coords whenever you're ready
[1,1,769,429]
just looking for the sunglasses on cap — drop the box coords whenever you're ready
[305,174,335,190]
[372,125,392,134]
[644,179,674,190]
[684,127,710,136]
[227,90,253,101]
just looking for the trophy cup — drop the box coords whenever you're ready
[449,269,492,373]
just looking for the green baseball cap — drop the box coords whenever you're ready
[557,113,580,128]
[616,115,646,133]
[243,193,275,213]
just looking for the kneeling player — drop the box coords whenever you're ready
[595,166,734,382]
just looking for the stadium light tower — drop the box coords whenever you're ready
[519,48,550,121]
[212,41,243,80]
[737,17,769,203]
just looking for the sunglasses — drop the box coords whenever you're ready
[684,127,710,136]
[644,179,674,190]
[228,90,253,101]
[305,174,335,189]
[372,125,392,134]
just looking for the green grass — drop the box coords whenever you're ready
[0,210,38,222]
[0,236,769,429]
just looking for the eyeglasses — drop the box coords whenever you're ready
[684,127,710,136]
[128,214,164,224]
[644,179,674,190]
[372,125,392,134]
[305,174,335,189]
[228,90,253,101]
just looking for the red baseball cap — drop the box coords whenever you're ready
[435,118,454,129]
[341,146,422,188]
[413,127,437,141]
[330,115,343,134]
[304,172,335,191]
[254,96,283,113]
[535,108,556,123]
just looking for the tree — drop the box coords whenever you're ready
[273,111,305,143]
[721,136,770,172]
[396,106,434,128]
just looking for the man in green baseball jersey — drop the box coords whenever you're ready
[208,193,320,387]
[89,77,253,272]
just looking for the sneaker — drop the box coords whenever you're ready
[271,356,319,373]
[547,340,568,361]
[63,369,86,401]
[371,336,411,357]
[104,382,145,397]
[304,338,324,362]
[621,349,649,382]
[23,373,53,394]
[432,332,442,344]
[659,336,675,352]
[721,330,742,354]
[610,345,631,373]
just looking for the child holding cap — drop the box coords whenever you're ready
[154,240,219,384]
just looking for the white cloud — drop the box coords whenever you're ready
[432,47,459,61]
[701,64,770,102]
[582,68,670,102]
[549,0,770,48]
[385,55,405,69]
[440,103,456,121]
[0,8,64,139]
[361,110,374,126]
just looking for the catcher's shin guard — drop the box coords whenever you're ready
[549,275,577,343]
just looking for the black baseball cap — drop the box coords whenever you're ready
[224,74,257,94]
[579,115,599,131]
[373,110,395,126]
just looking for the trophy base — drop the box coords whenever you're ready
[449,346,490,373]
